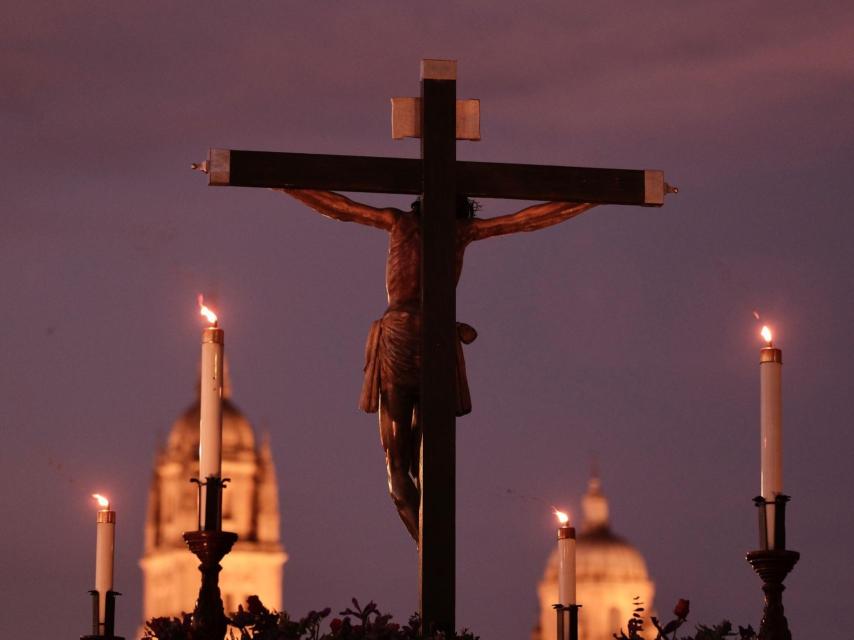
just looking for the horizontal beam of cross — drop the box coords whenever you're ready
[204,149,666,206]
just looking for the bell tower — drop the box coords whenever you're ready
[140,374,287,623]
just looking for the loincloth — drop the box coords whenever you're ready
[359,308,475,416]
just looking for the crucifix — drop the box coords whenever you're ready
[193,58,674,635]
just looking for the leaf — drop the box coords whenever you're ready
[661,620,681,635]
[738,624,756,639]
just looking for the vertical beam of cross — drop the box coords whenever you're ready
[418,59,458,636]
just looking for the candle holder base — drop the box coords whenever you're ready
[746,549,799,640]
[184,529,239,640]
[81,589,123,639]
[553,604,581,640]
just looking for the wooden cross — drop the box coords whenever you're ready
[195,59,672,635]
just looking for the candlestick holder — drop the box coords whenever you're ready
[552,604,580,640]
[80,589,124,640]
[183,530,238,640]
[746,495,799,640]
[185,475,238,640]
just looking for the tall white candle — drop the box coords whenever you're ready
[92,494,115,630]
[555,510,576,605]
[759,325,782,548]
[198,298,224,529]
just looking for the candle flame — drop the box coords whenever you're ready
[554,509,570,525]
[198,294,218,326]
[92,493,110,509]
[761,325,773,345]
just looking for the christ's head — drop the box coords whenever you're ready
[410,196,477,219]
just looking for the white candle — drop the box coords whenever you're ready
[555,510,576,605]
[759,325,782,548]
[198,298,224,529]
[92,494,115,630]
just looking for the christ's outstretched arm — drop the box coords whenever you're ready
[275,189,399,231]
[469,201,596,241]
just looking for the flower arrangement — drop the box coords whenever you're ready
[144,595,759,640]
[143,596,478,640]
[613,597,757,640]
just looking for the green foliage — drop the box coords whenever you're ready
[142,596,478,640]
[611,597,756,640]
[142,594,760,640]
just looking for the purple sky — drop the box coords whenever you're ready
[3,3,854,638]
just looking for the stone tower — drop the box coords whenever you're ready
[535,475,655,640]
[140,376,287,622]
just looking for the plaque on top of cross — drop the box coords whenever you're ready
[193,58,675,636]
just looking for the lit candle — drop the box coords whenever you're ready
[198,295,224,529]
[555,509,576,605]
[759,325,782,548]
[92,494,115,631]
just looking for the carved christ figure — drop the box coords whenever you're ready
[279,189,595,541]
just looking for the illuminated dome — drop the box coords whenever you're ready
[535,476,655,640]
[543,477,650,584]
[164,365,256,461]
[165,399,257,462]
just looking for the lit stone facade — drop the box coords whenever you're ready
[535,477,655,640]
[140,388,287,624]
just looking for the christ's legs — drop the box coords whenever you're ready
[379,384,420,542]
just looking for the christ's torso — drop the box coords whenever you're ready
[385,212,471,310]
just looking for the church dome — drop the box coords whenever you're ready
[164,398,257,461]
[543,530,651,585]
[543,477,650,584]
